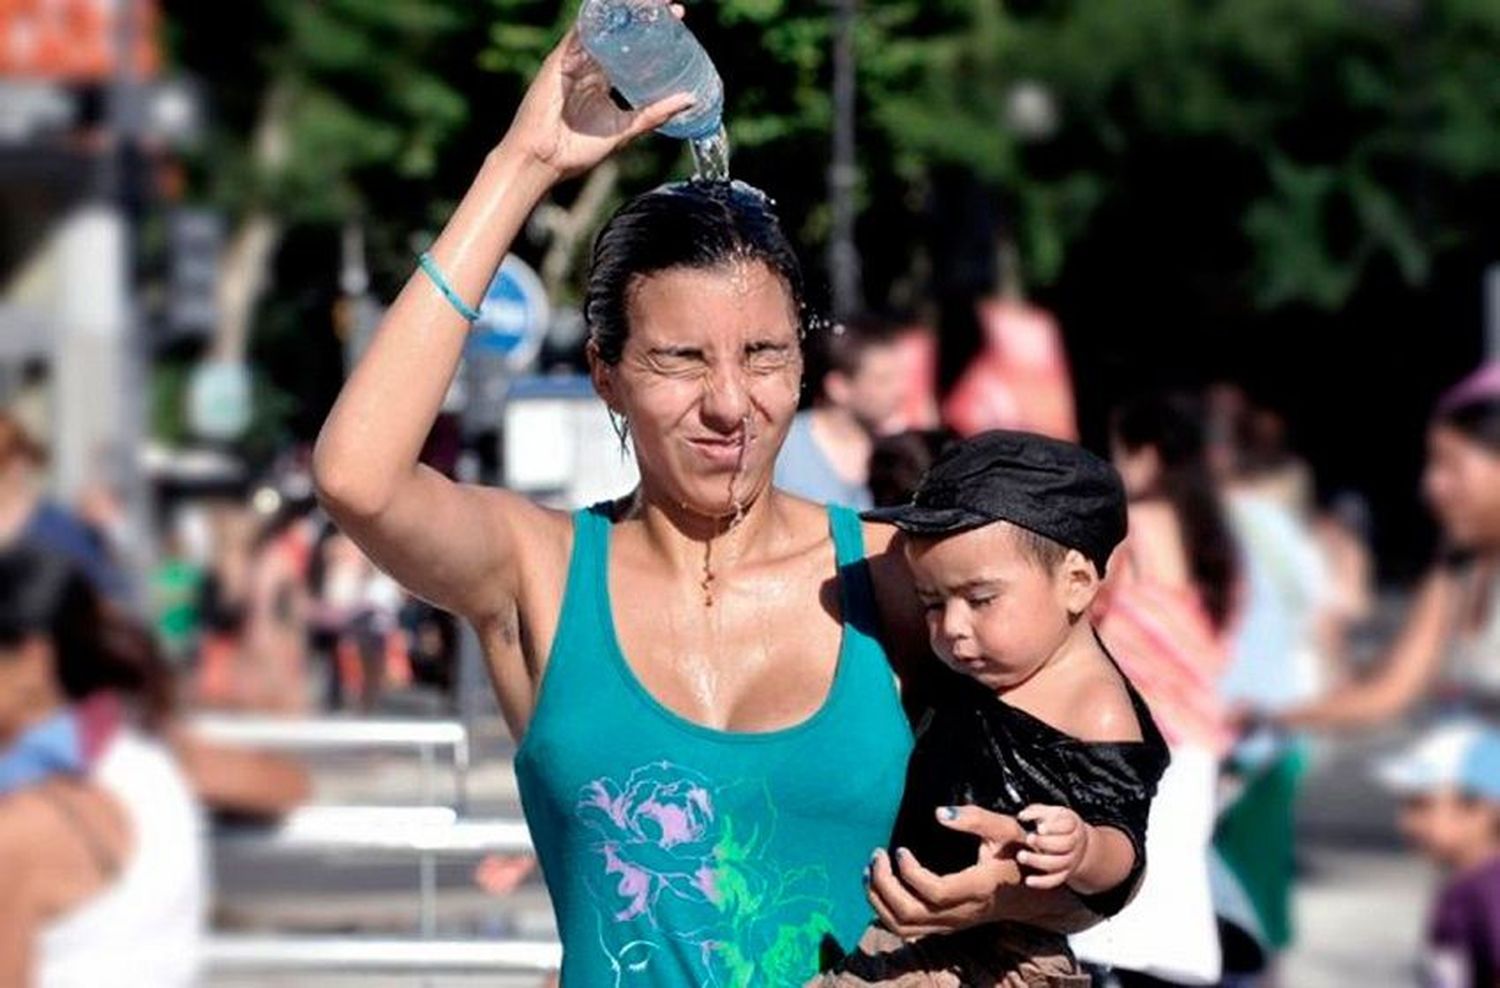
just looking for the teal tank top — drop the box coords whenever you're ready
[514,503,913,986]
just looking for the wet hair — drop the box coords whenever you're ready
[585,181,807,366]
[0,546,173,729]
[806,313,902,399]
[1112,393,1240,630]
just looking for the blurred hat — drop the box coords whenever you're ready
[863,429,1127,574]
[1435,361,1500,418]
[1374,722,1500,802]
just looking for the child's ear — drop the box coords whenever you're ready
[1059,549,1101,617]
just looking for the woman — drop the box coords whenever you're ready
[1070,393,1240,987]
[1275,362,1500,729]
[313,20,1093,986]
[0,547,206,986]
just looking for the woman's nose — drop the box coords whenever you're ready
[700,362,751,432]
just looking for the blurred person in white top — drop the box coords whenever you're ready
[0,547,206,987]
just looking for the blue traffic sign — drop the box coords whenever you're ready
[469,254,550,372]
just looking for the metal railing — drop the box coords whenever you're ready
[205,934,560,973]
[202,715,554,978]
[189,714,471,809]
[220,805,534,857]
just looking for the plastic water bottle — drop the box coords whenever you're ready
[578,0,726,153]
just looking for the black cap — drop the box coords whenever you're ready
[863,430,1127,574]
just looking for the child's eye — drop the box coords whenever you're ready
[920,600,943,614]
[967,595,996,610]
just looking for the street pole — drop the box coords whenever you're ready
[108,0,156,606]
[827,0,862,320]
[1486,263,1500,361]
[55,3,152,607]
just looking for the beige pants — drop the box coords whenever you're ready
[814,924,1092,988]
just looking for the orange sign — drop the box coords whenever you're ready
[1,0,159,80]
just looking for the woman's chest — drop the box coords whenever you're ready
[611,572,848,733]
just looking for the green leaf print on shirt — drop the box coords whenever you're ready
[577,763,840,986]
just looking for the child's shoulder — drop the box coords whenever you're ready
[1044,652,1145,744]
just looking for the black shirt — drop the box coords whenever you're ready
[890,644,1171,918]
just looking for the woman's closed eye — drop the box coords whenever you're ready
[743,341,796,374]
[642,347,708,377]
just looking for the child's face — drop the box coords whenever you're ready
[1398,788,1500,869]
[906,522,1097,691]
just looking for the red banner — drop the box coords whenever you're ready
[1,0,159,80]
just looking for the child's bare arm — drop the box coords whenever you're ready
[1016,805,1137,896]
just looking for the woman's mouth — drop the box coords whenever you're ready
[685,434,753,468]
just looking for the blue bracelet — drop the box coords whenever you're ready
[417,251,483,323]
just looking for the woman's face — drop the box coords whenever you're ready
[594,262,803,520]
[1424,425,1500,549]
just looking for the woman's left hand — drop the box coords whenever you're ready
[865,806,1030,938]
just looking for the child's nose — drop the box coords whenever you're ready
[939,600,968,642]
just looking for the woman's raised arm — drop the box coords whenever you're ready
[312,27,693,622]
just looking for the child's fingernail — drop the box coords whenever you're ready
[939,806,959,821]
[869,848,883,863]
[862,866,871,884]
[896,847,911,860]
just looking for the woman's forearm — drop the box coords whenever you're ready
[1277,568,1457,733]
[313,143,555,517]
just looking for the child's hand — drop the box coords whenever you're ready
[1015,805,1090,890]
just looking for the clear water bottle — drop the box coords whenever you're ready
[578,0,724,142]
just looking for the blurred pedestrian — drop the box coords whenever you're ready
[1275,362,1500,729]
[1210,397,1332,971]
[0,411,129,605]
[774,314,906,508]
[239,498,318,714]
[312,529,408,711]
[1072,393,1240,987]
[1375,722,1500,988]
[193,502,255,708]
[1310,491,1376,684]
[0,546,206,986]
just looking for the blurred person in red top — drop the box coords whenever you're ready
[1072,392,1241,986]
[942,299,1078,442]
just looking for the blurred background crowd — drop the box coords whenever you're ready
[3,0,1500,985]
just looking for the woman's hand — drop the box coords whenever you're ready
[864,806,1029,938]
[499,7,697,182]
